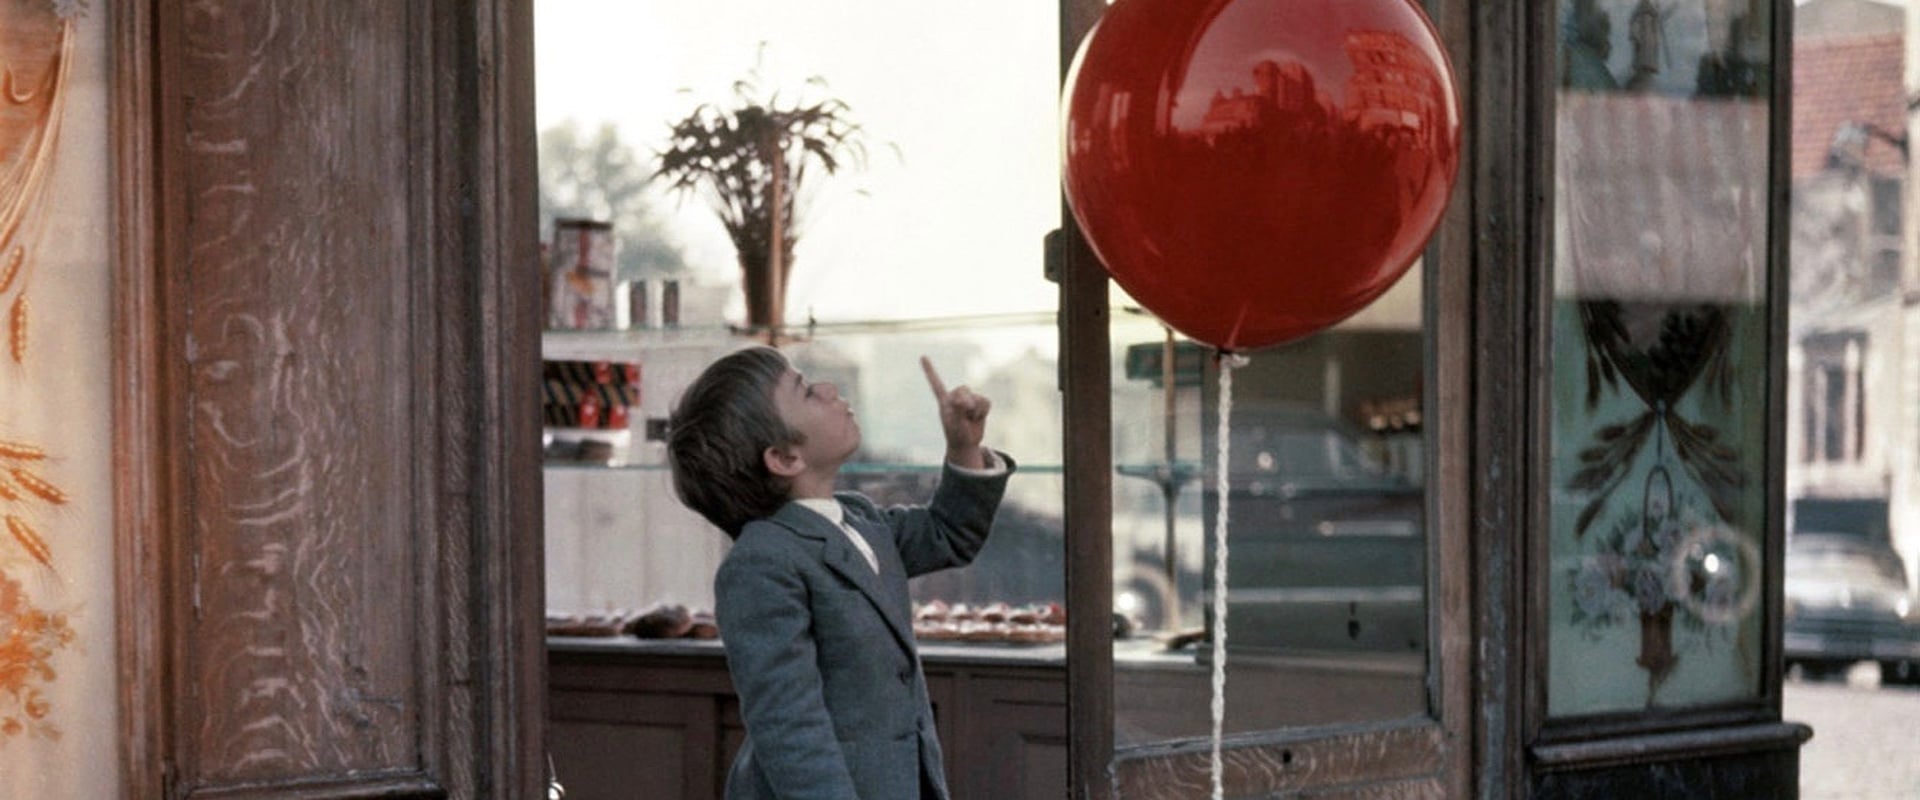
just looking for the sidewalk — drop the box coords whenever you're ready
[1784,665,1920,799]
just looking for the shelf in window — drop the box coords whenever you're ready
[541,325,741,359]
[543,324,736,339]
[542,461,1065,474]
[544,460,667,472]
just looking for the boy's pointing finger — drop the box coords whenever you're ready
[920,356,949,400]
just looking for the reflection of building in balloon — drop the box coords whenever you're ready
[1342,31,1450,208]
[1342,32,1445,146]
[1252,60,1321,114]
[1197,59,1332,140]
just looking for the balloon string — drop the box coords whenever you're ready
[1210,351,1245,800]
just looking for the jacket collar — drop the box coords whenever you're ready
[766,501,917,655]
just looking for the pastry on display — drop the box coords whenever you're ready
[913,619,957,641]
[545,603,722,640]
[545,611,631,638]
[911,600,1065,645]
[914,599,950,622]
[1005,622,1064,644]
[626,603,695,639]
[686,610,719,639]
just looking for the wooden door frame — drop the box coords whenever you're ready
[113,1,546,796]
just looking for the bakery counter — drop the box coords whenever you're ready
[548,634,1067,666]
[546,636,1066,800]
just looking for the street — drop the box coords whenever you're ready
[1785,665,1920,799]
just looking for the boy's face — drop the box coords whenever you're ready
[769,367,861,472]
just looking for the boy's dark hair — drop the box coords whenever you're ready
[667,346,803,539]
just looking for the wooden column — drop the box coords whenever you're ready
[115,1,545,796]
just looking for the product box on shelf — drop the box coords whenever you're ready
[547,218,616,330]
[542,357,641,464]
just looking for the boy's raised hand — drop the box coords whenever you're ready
[921,356,990,470]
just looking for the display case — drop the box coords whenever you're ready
[539,317,1072,614]
[540,320,1074,799]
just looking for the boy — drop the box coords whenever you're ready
[667,346,1012,800]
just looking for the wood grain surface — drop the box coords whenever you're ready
[124,0,546,796]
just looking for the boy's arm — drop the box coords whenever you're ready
[715,541,860,798]
[884,357,1010,576]
[857,452,1015,578]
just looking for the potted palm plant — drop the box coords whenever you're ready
[655,60,869,337]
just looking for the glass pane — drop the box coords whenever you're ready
[535,1,1061,326]
[536,0,1064,628]
[1547,0,1772,716]
[782,330,1068,619]
[1112,265,1428,745]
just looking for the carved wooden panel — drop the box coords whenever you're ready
[1112,723,1445,799]
[123,0,546,797]
[550,692,717,799]
[173,2,420,788]
[548,645,1067,800]
[968,676,1068,799]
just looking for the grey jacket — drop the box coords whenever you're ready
[715,455,1013,800]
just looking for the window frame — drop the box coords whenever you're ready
[1524,0,1795,760]
[1057,1,1475,795]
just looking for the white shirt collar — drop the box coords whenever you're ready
[794,497,845,525]
[792,498,878,574]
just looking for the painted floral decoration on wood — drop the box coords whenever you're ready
[0,438,70,741]
[0,568,73,739]
[1,0,83,364]
[0,0,87,742]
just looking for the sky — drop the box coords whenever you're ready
[534,1,1065,327]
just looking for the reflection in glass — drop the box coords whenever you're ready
[1548,0,1771,716]
[1112,267,1427,745]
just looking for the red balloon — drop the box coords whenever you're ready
[1063,0,1461,351]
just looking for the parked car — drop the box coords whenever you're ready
[1784,531,1920,684]
[1201,404,1426,659]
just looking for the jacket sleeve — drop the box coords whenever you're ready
[855,450,1015,578]
[715,534,859,799]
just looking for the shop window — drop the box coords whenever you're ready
[1802,332,1867,464]
[1075,2,1460,788]
[536,5,1068,795]
[1546,0,1772,718]
[534,1,1065,618]
[1870,176,1901,237]
[1869,177,1903,289]
[1111,312,1430,743]
[538,2,1469,794]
